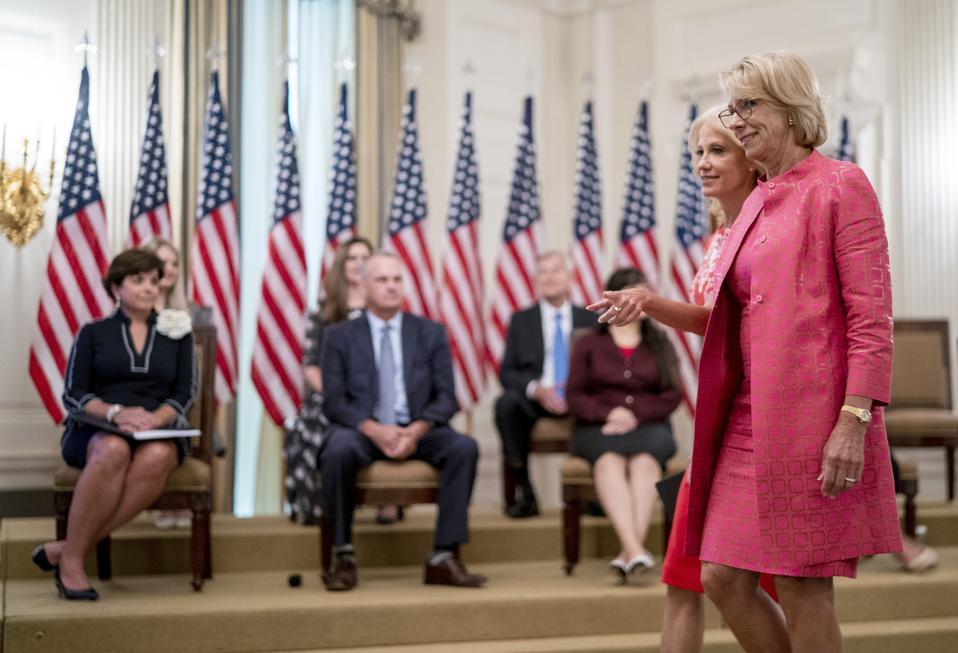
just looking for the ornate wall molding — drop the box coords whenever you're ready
[356,0,421,41]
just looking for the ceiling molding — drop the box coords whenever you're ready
[492,0,650,18]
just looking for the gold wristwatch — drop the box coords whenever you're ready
[840,405,872,424]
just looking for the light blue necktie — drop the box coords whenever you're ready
[377,325,397,424]
[553,312,568,398]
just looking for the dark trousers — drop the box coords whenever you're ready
[319,424,479,548]
[494,391,550,469]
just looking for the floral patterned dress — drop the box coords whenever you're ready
[282,307,361,524]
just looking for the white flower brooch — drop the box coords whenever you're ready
[156,309,193,340]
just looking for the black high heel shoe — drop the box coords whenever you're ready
[54,568,99,601]
[31,545,56,572]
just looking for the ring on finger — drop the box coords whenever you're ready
[612,305,622,312]
[844,476,857,484]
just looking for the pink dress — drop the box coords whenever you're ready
[686,151,900,579]
[661,226,778,596]
[698,213,856,577]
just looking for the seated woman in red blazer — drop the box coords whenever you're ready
[566,267,681,579]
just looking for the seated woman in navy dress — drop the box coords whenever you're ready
[566,267,681,580]
[32,248,196,600]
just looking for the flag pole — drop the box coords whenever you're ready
[74,30,96,68]
[148,37,166,71]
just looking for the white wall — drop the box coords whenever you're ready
[0,0,97,489]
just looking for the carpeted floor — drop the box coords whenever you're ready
[3,506,958,652]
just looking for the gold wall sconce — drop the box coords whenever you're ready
[0,125,56,248]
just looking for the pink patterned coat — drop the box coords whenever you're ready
[685,150,902,567]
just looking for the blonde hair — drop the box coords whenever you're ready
[719,52,827,148]
[141,238,188,311]
[688,105,759,232]
[687,104,745,166]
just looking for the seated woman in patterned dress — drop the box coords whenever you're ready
[31,249,196,600]
[283,236,374,523]
[566,267,681,580]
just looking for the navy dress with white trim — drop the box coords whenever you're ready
[60,309,196,467]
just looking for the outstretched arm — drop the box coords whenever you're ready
[587,286,711,335]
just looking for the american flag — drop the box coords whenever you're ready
[667,105,708,413]
[29,67,112,423]
[251,82,307,426]
[439,92,485,409]
[385,88,437,320]
[486,96,542,372]
[570,100,604,306]
[836,116,855,162]
[320,82,357,285]
[617,100,659,290]
[128,70,172,246]
[189,70,240,404]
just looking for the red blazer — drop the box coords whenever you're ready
[566,330,681,425]
[686,151,901,565]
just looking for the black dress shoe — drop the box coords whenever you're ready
[31,545,56,572]
[423,555,486,587]
[322,555,358,592]
[54,569,99,601]
[505,497,539,519]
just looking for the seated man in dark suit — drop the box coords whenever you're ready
[319,251,485,591]
[495,251,596,518]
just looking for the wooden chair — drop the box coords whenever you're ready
[884,319,958,501]
[897,454,920,537]
[320,460,441,572]
[502,417,572,510]
[501,329,595,510]
[54,324,217,591]
[561,454,684,575]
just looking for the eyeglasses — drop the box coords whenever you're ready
[718,99,758,128]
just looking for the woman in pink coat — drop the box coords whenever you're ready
[593,52,900,652]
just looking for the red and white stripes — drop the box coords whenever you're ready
[387,223,438,321]
[571,229,604,305]
[30,201,113,423]
[251,213,307,425]
[190,201,240,404]
[487,222,541,373]
[129,205,171,247]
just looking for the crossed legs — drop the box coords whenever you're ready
[46,433,177,589]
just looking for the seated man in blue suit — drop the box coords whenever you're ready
[319,251,485,591]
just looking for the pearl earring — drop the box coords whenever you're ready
[788,116,794,126]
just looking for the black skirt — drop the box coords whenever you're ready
[571,420,676,469]
[61,421,189,468]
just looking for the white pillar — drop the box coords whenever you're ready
[897,0,958,396]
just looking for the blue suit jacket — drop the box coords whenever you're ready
[321,311,458,429]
